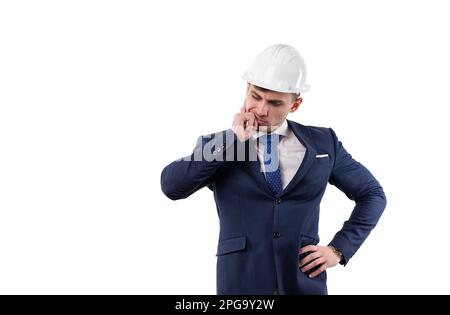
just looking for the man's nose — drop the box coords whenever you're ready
[255,102,268,116]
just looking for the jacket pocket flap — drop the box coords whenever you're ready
[300,234,319,245]
[216,236,247,256]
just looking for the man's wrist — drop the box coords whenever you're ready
[328,245,343,262]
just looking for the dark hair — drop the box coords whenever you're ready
[252,84,300,101]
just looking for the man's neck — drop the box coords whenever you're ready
[252,120,288,139]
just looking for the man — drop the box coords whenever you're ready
[161,44,386,295]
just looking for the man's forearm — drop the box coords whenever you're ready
[329,183,387,265]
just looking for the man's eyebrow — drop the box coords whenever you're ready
[250,91,284,103]
[250,91,261,97]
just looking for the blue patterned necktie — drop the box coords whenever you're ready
[259,134,283,196]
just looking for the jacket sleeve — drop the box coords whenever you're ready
[160,129,237,200]
[327,128,387,266]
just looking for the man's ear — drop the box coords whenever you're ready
[290,97,303,113]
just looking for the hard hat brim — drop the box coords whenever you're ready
[242,72,310,94]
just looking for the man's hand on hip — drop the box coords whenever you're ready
[299,245,341,278]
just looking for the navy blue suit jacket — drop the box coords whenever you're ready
[161,120,386,295]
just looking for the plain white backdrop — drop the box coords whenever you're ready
[1,0,449,294]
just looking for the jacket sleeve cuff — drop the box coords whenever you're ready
[328,237,351,266]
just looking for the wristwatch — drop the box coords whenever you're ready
[328,245,343,262]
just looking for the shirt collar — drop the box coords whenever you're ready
[251,119,289,140]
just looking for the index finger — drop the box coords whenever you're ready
[299,245,318,254]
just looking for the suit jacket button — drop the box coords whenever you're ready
[273,232,280,238]
[276,198,282,204]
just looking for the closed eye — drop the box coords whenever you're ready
[251,92,283,106]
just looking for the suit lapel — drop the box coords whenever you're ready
[279,120,317,197]
[245,137,274,197]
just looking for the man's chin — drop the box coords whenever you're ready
[257,124,272,132]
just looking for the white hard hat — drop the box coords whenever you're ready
[242,44,310,94]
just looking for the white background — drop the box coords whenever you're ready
[1,0,449,294]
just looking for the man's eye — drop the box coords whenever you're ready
[252,95,260,100]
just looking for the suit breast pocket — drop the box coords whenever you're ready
[314,155,332,165]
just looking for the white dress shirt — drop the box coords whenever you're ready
[251,120,306,190]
